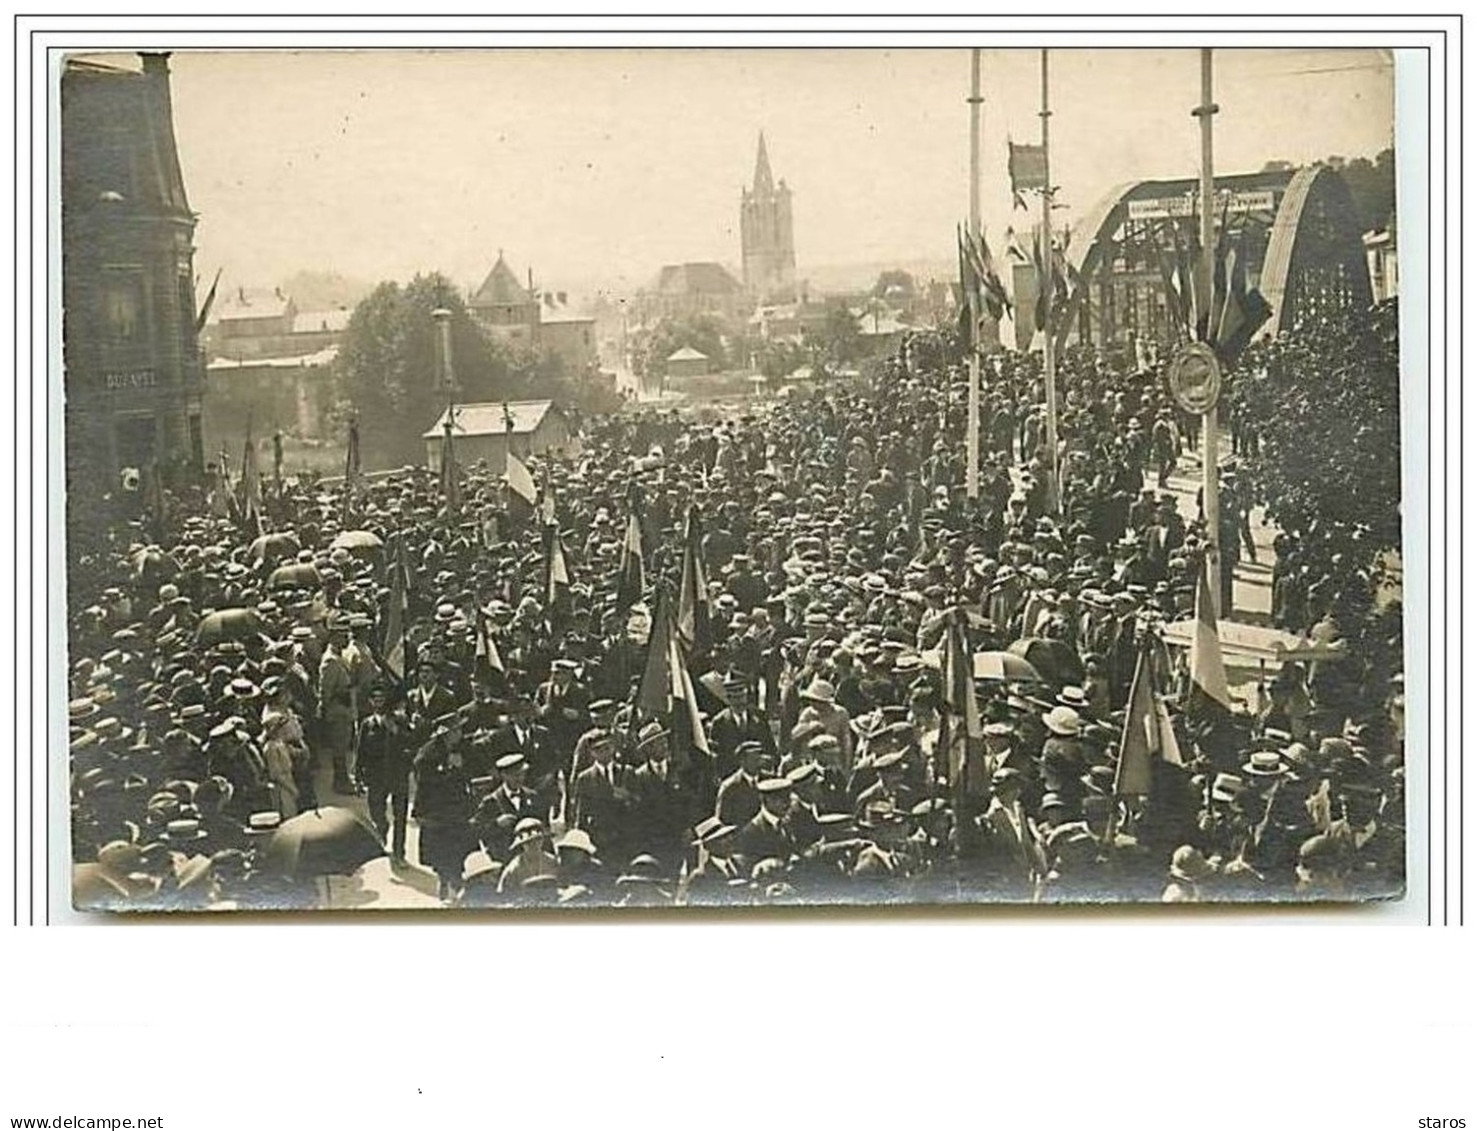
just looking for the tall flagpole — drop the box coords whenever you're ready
[966,48,982,501]
[1194,49,1221,618]
[1040,48,1061,515]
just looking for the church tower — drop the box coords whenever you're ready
[740,132,796,303]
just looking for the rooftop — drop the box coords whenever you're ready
[291,308,353,335]
[470,253,533,308]
[206,346,339,371]
[423,399,558,439]
[215,288,293,322]
[650,262,743,297]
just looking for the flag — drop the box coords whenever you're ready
[1008,141,1048,194]
[238,432,263,537]
[1031,234,1070,333]
[1114,644,1184,797]
[545,522,571,608]
[1156,245,1189,332]
[382,540,410,683]
[1188,562,1233,717]
[939,610,983,790]
[194,267,221,335]
[959,225,1011,329]
[978,238,1012,322]
[474,606,505,682]
[637,588,710,756]
[616,508,646,612]
[272,430,284,487]
[342,417,361,523]
[506,449,538,508]
[1212,243,1273,365]
[675,505,711,658]
[956,223,977,333]
[539,485,557,527]
[1004,228,1032,263]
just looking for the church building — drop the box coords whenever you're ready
[739,132,797,303]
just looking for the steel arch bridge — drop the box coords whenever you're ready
[1054,165,1373,352]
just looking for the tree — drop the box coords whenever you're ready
[1337,147,1397,233]
[635,313,731,379]
[1227,301,1401,641]
[814,300,863,367]
[749,338,806,381]
[1261,149,1396,234]
[872,268,917,302]
[334,273,542,468]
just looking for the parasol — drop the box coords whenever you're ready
[247,531,301,566]
[130,546,180,587]
[268,562,322,590]
[919,649,1045,682]
[195,607,264,646]
[972,650,1044,683]
[1006,637,1085,687]
[330,529,384,555]
[261,806,386,879]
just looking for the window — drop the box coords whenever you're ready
[101,270,145,344]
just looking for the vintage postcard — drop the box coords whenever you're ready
[60,46,1405,912]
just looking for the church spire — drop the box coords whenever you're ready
[752,131,774,195]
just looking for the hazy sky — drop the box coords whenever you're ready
[145,47,1394,299]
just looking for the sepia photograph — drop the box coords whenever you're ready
[58,45,1408,914]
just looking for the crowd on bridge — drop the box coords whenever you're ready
[67,307,1405,911]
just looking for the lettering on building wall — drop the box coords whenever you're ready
[104,370,158,390]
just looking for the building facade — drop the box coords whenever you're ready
[467,252,598,373]
[740,133,797,303]
[62,53,205,486]
[468,252,542,346]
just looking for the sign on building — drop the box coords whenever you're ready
[1128,189,1276,221]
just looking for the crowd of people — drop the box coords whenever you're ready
[67,316,1406,911]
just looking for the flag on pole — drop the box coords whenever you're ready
[1212,243,1273,365]
[342,416,361,523]
[956,223,978,345]
[474,605,506,682]
[1004,227,1032,263]
[1031,234,1070,333]
[239,432,263,537]
[1188,562,1233,718]
[506,449,538,507]
[545,522,571,608]
[539,485,557,528]
[940,610,984,790]
[194,267,222,335]
[976,235,1012,322]
[1007,140,1048,194]
[675,505,711,658]
[616,508,646,612]
[958,225,1012,331]
[637,588,711,756]
[382,540,410,684]
[1113,644,1184,797]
